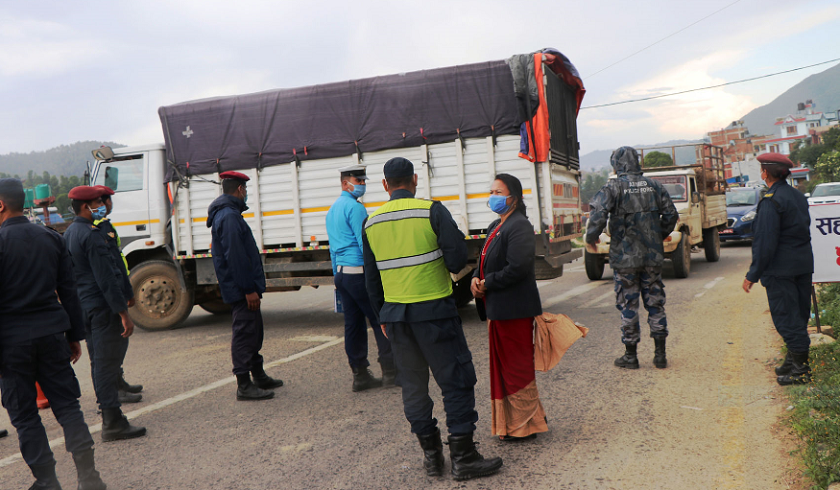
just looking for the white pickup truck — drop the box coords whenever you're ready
[584,144,728,280]
[88,51,586,330]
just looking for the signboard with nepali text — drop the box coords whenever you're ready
[811,203,840,283]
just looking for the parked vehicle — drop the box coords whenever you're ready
[88,51,586,330]
[807,182,840,205]
[585,144,728,280]
[31,207,65,225]
[719,186,765,242]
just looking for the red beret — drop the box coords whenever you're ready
[757,152,793,167]
[219,171,250,181]
[95,185,115,196]
[68,186,105,201]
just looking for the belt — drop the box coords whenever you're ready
[337,265,364,274]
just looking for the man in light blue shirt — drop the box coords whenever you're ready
[326,165,394,391]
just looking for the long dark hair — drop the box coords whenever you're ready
[494,173,526,217]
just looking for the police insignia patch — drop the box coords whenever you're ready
[108,232,115,238]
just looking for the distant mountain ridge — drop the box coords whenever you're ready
[0,141,124,178]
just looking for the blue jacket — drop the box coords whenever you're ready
[0,216,86,345]
[746,180,813,282]
[207,194,266,304]
[326,191,367,274]
[65,216,130,314]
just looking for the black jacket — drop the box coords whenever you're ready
[473,212,542,320]
[65,216,129,314]
[207,194,266,304]
[0,217,86,344]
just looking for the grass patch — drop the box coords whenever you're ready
[787,340,840,489]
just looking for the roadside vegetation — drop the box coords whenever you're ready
[790,127,840,193]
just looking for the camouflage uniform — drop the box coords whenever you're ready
[585,146,678,345]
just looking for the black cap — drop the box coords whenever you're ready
[0,178,24,198]
[383,157,415,179]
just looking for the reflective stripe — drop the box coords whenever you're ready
[376,249,443,271]
[364,209,431,229]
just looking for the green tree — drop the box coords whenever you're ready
[824,126,840,150]
[642,151,673,168]
[580,169,608,205]
[814,151,840,182]
[790,142,828,168]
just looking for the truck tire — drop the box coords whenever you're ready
[452,278,474,309]
[199,300,232,315]
[672,232,691,278]
[129,260,194,331]
[534,257,563,280]
[584,251,605,280]
[702,228,721,262]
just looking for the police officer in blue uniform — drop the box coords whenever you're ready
[64,185,147,442]
[0,179,106,489]
[94,185,144,404]
[326,164,395,391]
[363,158,502,481]
[742,153,813,385]
[207,171,284,401]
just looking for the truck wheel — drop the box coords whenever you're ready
[129,260,194,331]
[452,277,474,309]
[199,300,232,315]
[672,232,691,278]
[534,257,563,280]
[702,228,721,262]
[584,251,605,280]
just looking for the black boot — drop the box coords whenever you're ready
[351,366,382,392]
[117,391,142,404]
[117,376,143,394]
[614,343,640,369]
[448,433,503,481]
[380,362,397,387]
[777,351,811,386]
[416,428,444,476]
[653,337,667,369]
[0,429,7,438]
[72,449,107,490]
[775,352,793,376]
[236,374,274,400]
[251,365,284,390]
[28,461,62,490]
[101,408,146,442]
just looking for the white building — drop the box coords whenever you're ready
[763,101,839,155]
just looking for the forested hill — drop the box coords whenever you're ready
[0,141,124,178]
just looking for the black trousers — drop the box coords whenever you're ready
[85,308,129,410]
[762,274,812,353]
[386,317,478,436]
[230,300,265,376]
[334,271,393,369]
[0,333,94,466]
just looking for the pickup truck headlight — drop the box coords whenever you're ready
[741,210,756,223]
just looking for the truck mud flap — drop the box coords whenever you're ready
[543,248,582,268]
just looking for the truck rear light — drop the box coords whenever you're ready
[664,236,672,242]
[145,241,155,246]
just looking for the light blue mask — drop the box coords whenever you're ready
[91,205,107,220]
[350,183,366,198]
[488,195,511,214]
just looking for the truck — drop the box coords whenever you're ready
[87,50,587,331]
[584,143,728,280]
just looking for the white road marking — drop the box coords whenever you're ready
[0,336,344,469]
[566,265,585,272]
[580,290,615,309]
[537,281,553,289]
[695,277,725,298]
[542,281,606,309]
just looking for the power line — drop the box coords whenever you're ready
[586,0,743,79]
[580,57,840,110]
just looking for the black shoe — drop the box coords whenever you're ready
[72,449,107,490]
[499,433,537,442]
[101,408,146,442]
[351,366,383,392]
[653,337,667,369]
[118,391,142,404]
[0,429,7,438]
[777,351,811,386]
[448,433,503,481]
[251,366,284,390]
[236,374,274,400]
[416,428,444,476]
[117,376,143,394]
[380,363,397,387]
[614,344,639,369]
[775,352,793,376]
[28,461,62,490]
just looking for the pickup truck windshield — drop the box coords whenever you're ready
[812,184,840,198]
[650,175,687,202]
[726,191,758,206]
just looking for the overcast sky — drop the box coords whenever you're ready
[1,0,838,159]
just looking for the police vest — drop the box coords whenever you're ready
[364,198,452,303]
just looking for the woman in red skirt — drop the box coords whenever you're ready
[471,173,547,441]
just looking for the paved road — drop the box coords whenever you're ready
[0,243,798,489]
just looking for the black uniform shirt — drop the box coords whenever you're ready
[746,180,814,283]
[96,219,133,300]
[64,216,129,314]
[0,216,86,344]
[363,189,467,324]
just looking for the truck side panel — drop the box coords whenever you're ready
[703,194,727,229]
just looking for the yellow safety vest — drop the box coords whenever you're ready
[365,198,452,304]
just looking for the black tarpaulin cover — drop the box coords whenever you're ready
[159,60,524,182]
